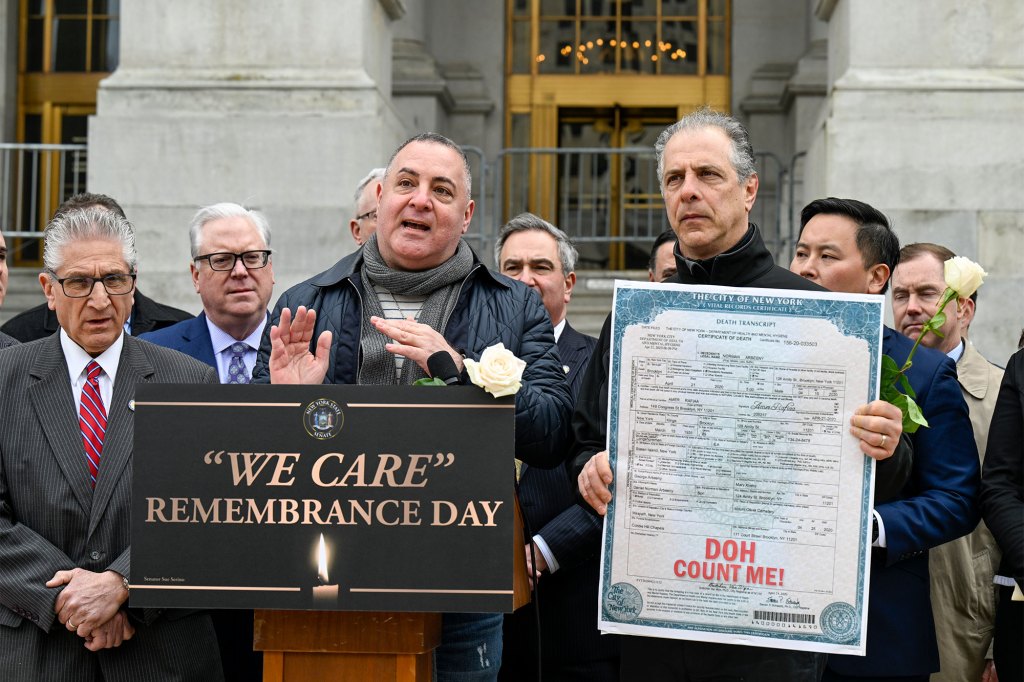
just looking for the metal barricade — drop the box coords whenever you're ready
[492,146,785,269]
[0,143,88,261]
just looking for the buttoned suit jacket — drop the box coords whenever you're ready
[138,312,217,370]
[929,339,1004,682]
[504,321,616,674]
[0,333,223,681]
[828,328,981,678]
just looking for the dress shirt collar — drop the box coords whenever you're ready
[553,318,566,343]
[946,338,965,364]
[60,328,124,386]
[205,316,267,355]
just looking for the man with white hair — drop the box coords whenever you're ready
[141,203,274,385]
[0,207,222,680]
[141,202,275,680]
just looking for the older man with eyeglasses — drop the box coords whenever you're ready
[0,207,223,680]
[139,202,275,681]
[141,203,275,386]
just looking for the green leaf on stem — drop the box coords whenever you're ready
[888,391,928,434]
[413,377,447,386]
[898,372,916,400]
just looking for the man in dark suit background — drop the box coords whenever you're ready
[790,197,981,682]
[494,212,615,681]
[0,207,222,681]
[141,202,274,681]
[0,193,192,343]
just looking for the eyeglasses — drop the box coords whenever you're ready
[194,250,272,271]
[355,210,377,222]
[53,273,137,298]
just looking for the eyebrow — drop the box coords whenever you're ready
[396,167,457,189]
[796,240,841,252]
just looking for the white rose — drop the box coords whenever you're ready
[943,256,987,299]
[464,343,526,398]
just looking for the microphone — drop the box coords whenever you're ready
[427,351,461,385]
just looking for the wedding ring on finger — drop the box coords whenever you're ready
[67,620,77,630]
[880,434,888,449]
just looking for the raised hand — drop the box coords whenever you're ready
[269,306,333,384]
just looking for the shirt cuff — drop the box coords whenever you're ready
[532,534,560,574]
[872,509,887,548]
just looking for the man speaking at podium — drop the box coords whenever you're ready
[253,132,573,681]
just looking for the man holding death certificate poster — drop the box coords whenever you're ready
[571,109,909,681]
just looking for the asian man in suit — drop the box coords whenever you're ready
[790,197,981,682]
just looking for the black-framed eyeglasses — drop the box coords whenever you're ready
[53,273,137,298]
[194,250,272,271]
[355,210,377,222]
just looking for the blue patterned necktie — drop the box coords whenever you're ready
[227,342,251,384]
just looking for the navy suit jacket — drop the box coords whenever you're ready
[828,327,980,677]
[504,321,615,673]
[138,313,217,370]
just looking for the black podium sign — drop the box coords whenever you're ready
[130,384,514,613]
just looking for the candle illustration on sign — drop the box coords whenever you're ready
[312,533,339,605]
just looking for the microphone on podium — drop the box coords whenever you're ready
[427,351,461,385]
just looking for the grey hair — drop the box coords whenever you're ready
[655,106,757,187]
[495,212,578,275]
[43,207,137,273]
[189,202,272,259]
[353,168,386,204]
[385,132,473,198]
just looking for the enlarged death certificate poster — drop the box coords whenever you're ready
[600,282,884,655]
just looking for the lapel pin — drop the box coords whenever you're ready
[563,365,570,374]
[128,400,135,412]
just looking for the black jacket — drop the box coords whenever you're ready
[253,245,574,468]
[0,290,192,342]
[569,224,823,478]
[981,347,1024,588]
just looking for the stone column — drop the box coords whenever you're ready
[88,0,408,310]
[806,0,1024,362]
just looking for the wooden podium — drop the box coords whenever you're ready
[255,610,441,681]
[253,497,530,681]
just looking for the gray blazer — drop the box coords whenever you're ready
[0,333,224,681]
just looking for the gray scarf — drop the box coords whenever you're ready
[358,234,475,385]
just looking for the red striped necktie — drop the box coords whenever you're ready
[79,361,107,487]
